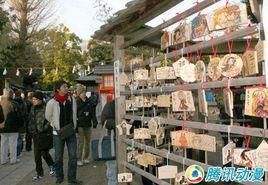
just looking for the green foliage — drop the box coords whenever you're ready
[0,8,13,67]
[37,25,85,90]
[87,39,113,66]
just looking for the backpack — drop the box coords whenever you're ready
[3,101,23,132]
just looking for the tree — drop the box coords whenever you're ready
[93,0,113,23]
[0,6,14,90]
[5,0,55,67]
[37,25,85,90]
[87,39,113,66]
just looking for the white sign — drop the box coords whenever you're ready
[114,60,120,98]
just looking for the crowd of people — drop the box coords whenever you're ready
[0,80,116,185]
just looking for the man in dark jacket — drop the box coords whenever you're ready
[101,100,116,185]
[76,87,92,166]
[28,91,55,180]
[13,89,27,157]
[89,92,98,128]
[25,92,33,151]
[101,100,115,130]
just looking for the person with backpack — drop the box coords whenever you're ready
[0,89,23,164]
[28,91,55,180]
[76,87,91,166]
[45,80,82,185]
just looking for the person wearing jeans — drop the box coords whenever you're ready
[0,89,22,165]
[1,133,18,164]
[53,134,77,182]
[45,80,82,185]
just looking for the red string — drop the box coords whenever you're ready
[179,82,186,91]
[227,40,234,54]
[246,24,252,50]
[210,36,218,57]
[226,31,234,54]
[202,123,207,134]
[259,76,265,87]
[197,50,202,60]
[186,43,192,62]
[182,118,188,130]
[226,0,229,8]
[162,19,168,29]
[176,13,181,22]
[243,124,252,148]
[226,77,231,92]
[175,46,179,60]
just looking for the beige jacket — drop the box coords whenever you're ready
[45,96,77,131]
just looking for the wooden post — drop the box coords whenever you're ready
[263,0,268,88]
[114,35,127,180]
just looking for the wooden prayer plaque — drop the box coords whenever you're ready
[118,173,133,182]
[157,95,171,107]
[158,165,178,179]
[134,128,151,140]
[242,49,258,76]
[191,134,216,152]
[244,87,268,118]
[172,90,195,112]
[172,57,189,78]
[156,66,176,80]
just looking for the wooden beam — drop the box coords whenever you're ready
[119,0,184,35]
[124,115,268,138]
[123,162,171,185]
[122,139,267,185]
[126,25,259,70]
[121,0,221,49]
[123,76,264,95]
[122,138,211,171]
[114,35,127,179]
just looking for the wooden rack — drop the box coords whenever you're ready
[123,76,264,95]
[124,115,268,139]
[121,139,268,185]
[111,0,267,184]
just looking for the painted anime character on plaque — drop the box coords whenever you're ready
[206,4,248,31]
[245,88,268,118]
[191,14,209,39]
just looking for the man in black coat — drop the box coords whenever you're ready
[89,92,99,128]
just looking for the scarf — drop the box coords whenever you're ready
[54,92,68,104]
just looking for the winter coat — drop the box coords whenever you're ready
[0,99,23,133]
[88,94,98,107]
[77,97,92,127]
[13,97,28,133]
[101,100,115,130]
[28,103,50,134]
[45,96,77,131]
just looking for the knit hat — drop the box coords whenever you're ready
[54,80,67,92]
[33,91,44,101]
[77,87,86,96]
